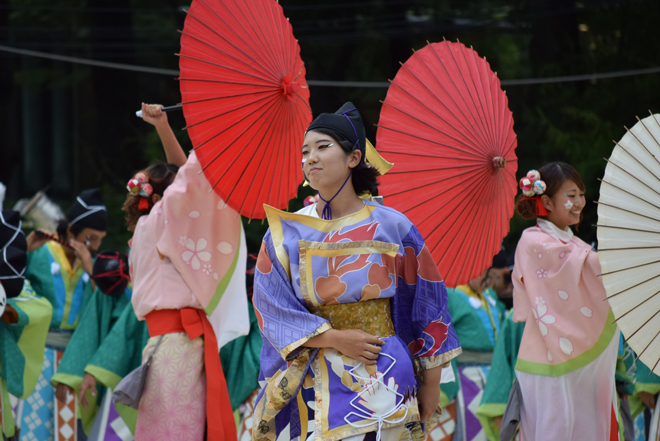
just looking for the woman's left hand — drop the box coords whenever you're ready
[69,239,94,275]
[416,379,440,422]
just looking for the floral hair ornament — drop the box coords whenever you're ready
[126,172,153,210]
[519,169,548,216]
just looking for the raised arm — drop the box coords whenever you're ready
[141,103,187,167]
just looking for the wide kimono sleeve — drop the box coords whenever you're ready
[476,310,525,441]
[391,224,461,372]
[252,230,331,441]
[51,290,128,390]
[153,150,249,349]
[0,281,52,399]
[85,301,150,390]
[512,229,596,324]
[253,230,331,364]
[82,301,150,436]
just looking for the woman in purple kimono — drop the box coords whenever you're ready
[252,103,462,441]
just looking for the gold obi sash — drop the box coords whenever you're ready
[309,298,396,337]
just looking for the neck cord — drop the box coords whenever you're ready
[318,171,353,220]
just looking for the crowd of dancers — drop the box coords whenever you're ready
[1,101,659,441]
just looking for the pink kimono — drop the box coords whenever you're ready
[512,219,619,440]
[130,151,249,441]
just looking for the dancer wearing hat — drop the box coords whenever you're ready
[50,252,134,439]
[0,210,52,440]
[252,102,461,441]
[128,103,248,441]
[511,163,619,440]
[16,189,108,441]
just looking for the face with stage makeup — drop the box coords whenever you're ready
[301,130,361,196]
[541,179,586,230]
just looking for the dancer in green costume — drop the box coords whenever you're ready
[475,310,525,441]
[0,210,53,440]
[51,251,135,439]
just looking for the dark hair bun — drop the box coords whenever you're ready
[93,251,130,297]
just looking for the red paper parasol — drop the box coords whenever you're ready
[179,0,312,219]
[376,41,518,287]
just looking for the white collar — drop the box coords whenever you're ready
[296,203,320,218]
[537,218,573,243]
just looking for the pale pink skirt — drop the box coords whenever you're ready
[135,332,206,441]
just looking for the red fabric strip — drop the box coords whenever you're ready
[145,308,236,441]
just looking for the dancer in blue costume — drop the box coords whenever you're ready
[253,103,461,441]
[18,189,107,441]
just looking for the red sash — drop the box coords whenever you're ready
[145,308,236,441]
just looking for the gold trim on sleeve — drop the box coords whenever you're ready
[280,322,333,360]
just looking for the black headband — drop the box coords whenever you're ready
[306,101,366,155]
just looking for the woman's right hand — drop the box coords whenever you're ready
[79,373,98,407]
[332,329,384,365]
[141,103,167,128]
[55,383,75,403]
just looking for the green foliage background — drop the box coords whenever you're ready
[2,0,660,259]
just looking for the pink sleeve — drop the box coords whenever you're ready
[512,236,531,323]
[155,151,243,308]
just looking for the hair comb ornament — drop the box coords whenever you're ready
[127,172,153,210]
[519,170,548,216]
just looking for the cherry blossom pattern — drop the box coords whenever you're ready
[135,333,205,441]
[533,297,556,336]
[559,251,567,259]
[202,264,212,276]
[559,337,574,355]
[536,268,548,279]
[182,238,212,270]
[579,306,593,318]
[557,290,569,300]
[533,247,543,260]
[188,211,200,219]
[179,236,188,246]
[216,242,233,255]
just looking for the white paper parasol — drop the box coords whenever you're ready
[597,112,660,375]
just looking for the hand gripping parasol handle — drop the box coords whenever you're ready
[135,104,183,118]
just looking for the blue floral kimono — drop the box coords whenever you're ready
[252,202,461,441]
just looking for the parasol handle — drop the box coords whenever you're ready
[135,104,183,118]
[492,156,507,168]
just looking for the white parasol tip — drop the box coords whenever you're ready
[135,110,143,118]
